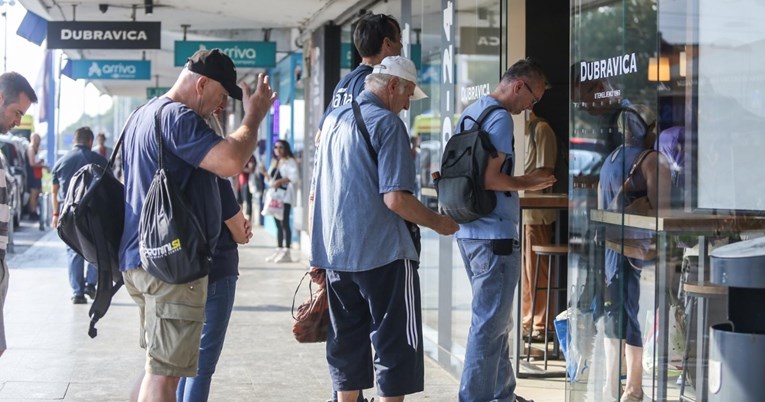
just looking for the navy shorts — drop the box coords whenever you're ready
[604,256,644,347]
[325,259,424,397]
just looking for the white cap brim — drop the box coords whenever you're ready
[411,85,428,101]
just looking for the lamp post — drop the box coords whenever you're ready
[0,0,16,73]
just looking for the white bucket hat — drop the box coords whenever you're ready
[372,56,428,101]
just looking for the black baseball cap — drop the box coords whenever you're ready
[185,48,243,100]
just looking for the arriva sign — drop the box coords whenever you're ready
[174,41,277,68]
[70,60,151,80]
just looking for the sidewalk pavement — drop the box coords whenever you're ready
[0,223,564,401]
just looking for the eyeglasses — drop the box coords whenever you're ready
[521,81,539,106]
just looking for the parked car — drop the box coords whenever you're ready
[0,134,30,223]
[569,137,610,242]
[0,151,22,229]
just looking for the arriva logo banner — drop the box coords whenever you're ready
[174,41,277,68]
[70,60,151,80]
[48,21,161,49]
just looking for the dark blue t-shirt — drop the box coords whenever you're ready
[209,177,240,284]
[318,64,373,130]
[51,145,108,202]
[119,97,223,271]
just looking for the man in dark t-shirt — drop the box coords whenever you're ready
[317,13,403,136]
[119,48,275,401]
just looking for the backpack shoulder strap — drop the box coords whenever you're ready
[351,101,378,164]
[476,104,506,127]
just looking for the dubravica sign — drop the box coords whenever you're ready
[47,21,161,49]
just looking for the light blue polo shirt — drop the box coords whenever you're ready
[455,95,519,240]
[310,91,418,271]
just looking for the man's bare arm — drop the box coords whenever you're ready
[383,191,458,236]
[200,73,277,177]
[484,152,556,192]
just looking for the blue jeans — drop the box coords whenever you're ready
[457,239,521,402]
[177,275,238,402]
[66,247,96,297]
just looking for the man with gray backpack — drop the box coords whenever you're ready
[445,58,555,402]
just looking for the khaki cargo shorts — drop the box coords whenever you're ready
[123,268,207,377]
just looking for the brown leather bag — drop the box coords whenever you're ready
[291,268,330,343]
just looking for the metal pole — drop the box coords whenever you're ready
[2,5,7,72]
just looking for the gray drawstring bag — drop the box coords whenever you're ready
[139,101,211,284]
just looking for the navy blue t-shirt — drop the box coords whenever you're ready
[119,97,223,271]
[209,177,240,284]
[51,145,108,203]
[318,64,373,131]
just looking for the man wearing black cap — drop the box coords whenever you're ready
[118,48,275,402]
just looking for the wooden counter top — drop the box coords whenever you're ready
[591,209,765,232]
[519,193,568,209]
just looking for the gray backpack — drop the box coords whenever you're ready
[435,105,507,223]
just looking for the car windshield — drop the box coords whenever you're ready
[570,149,605,176]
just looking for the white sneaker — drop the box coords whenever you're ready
[265,248,283,262]
[275,249,292,263]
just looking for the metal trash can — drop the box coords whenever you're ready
[709,237,765,401]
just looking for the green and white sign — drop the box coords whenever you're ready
[146,87,170,99]
[174,41,277,68]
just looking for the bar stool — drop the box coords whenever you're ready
[526,244,568,370]
[679,281,728,402]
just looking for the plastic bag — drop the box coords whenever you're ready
[261,187,285,220]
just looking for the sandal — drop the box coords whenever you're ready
[619,391,644,402]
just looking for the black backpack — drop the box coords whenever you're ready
[529,118,569,194]
[57,107,141,338]
[434,105,507,224]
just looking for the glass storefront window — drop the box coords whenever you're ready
[570,0,765,401]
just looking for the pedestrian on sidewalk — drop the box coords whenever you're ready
[26,132,46,220]
[259,139,299,263]
[454,58,555,402]
[176,175,252,402]
[311,15,403,401]
[0,72,37,356]
[310,56,458,402]
[50,126,107,305]
[118,48,275,402]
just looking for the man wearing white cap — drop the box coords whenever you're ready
[310,55,458,401]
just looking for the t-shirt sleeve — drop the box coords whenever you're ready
[535,122,558,170]
[376,116,415,194]
[165,107,223,167]
[218,178,240,221]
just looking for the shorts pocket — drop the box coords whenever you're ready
[148,302,205,371]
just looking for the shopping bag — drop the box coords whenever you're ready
[261,187,285,220]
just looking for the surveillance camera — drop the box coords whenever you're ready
[99,3,108,13]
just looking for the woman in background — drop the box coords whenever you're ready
[261,139,299,263]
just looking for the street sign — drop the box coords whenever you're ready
[70,60,151,80]
[146,87,171,98]
[47,21,161,49]
[174,41,277,68]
